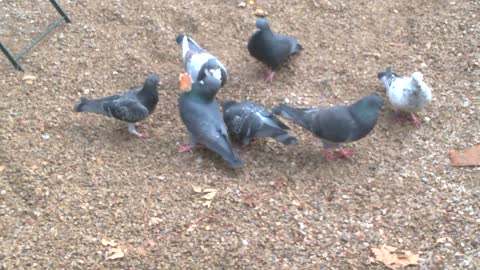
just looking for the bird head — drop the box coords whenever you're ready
[145,74,161,87]
[255,18,270,31]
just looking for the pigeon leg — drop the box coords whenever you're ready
[264,68,275,82]
[409,113,421,127]
[393,110,407,123]
[338,148,354,158]
[128,123,146,142]
[135,122,144,128]
[178,144,194,152]
[321,149,336,160]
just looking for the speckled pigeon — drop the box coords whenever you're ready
[176,34,227,87]
[272,95,383,159]
[247,18,303,82]
[74,74,160,140]
[178,74,242,169]
[222,100,298,146]
[378,67,432,127]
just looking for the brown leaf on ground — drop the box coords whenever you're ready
[101,236,117,247]
[371,245,419,269]
[202,191,217,200]
[449,144,480,166]
[106,247,125,260]
[192,185,203,193]
[253,8,268,17]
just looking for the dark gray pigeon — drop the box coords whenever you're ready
[272,95,383,159]
[247,18,303,82]
[221,100,298,146]
[178,75,242,169]
[74,74,160,140]
[176,34,227,87]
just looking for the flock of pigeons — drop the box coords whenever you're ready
[74,18,433,169]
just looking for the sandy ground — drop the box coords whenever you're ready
[0,0,479,269]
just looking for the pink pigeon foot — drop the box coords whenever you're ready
[178,144,194,153]
[264,68,275,82]
[322,149,336,160]
[393,111,407,123]
[409,113,421,127]
[337,148,354,158]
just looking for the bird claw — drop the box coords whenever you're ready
[322,150,336,160]
[409,113,421,127]
[178,144,193,153]
[264,69,275,82]
[136,133,146,143]
[337,148,354,158]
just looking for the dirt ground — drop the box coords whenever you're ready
[0,0,479,269]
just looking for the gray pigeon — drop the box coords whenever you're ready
[178,75,242,169]
[247,18,303,82]
[272,95,383,159]
[176,34,227,87]
[74,74,160,139]
[222,100,298,146]
[377,67,432,127]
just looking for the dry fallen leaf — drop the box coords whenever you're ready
[202,188,218,193]
[253,8,268,17]
[179,73,192,91]
[96,158,104,165]
[22,74,36,81]
[202,200,212,208]
[148,217,161,226]
[106,247,125,260]
[371,245,419,269]
[202,191,217,200]
[192,185,203,193]
[449,144,480,166]
[101,236,117,247]
[435,237,452,244]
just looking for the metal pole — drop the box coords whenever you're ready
[49,0,71,23]
[15,16,66,60]
[0,43,24,72]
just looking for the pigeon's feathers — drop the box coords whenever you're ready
[222,100,298,145]
[378,67,432,113]
[247,18,303,70]
[74,74,159,123]
[178,76,242,168]
[273,95,383,148]
[176,34,227,87]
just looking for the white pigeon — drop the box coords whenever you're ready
[175,34,227,87]
[378,67,432,127]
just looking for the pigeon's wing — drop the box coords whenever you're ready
[309,106,356,143]
[102,98,149,123]
[275,34,302,55]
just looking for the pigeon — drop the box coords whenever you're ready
[222,100,298,146]
[176,34,227,87]
[272,95,383,159]
[74,74,160,140]
[247,18,303,82]
[178,74,242,169]
[377,67,432,127]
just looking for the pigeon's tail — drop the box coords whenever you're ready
[293,43,303,54]
[272,132,298,145]
[74,97,106,115]
[225,154,243,169]
[272,104,309,129]
[377,67,394,90]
